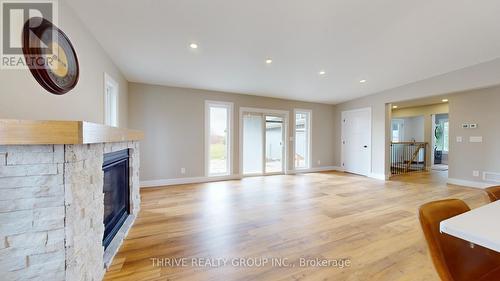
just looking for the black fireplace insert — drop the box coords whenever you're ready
[102,149,130,249]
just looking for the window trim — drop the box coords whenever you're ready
[205,100,234,177]
[104,73,119,127]
[293,109,312,170]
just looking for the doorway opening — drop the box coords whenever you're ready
[390,115,427,175]
[389,98,449,180]
[240,108,288,176]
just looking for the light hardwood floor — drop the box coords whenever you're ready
[105,171,489,281]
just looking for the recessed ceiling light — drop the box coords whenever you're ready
[265,58,273,64]
[189,43,198,49]
[442,99,449,102]
[360,79,367,83]
[392,105,398,109]
[319,70,326,75]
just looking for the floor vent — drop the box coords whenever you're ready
[483,171,500,183]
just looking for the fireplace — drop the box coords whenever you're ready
[103,149,130,249]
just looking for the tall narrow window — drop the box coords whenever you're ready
[104,73,119,127]
[443,121,449,152]
[294,110,311,169]
[206,101,232,176]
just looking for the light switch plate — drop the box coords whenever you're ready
[456,136,463,143]
[462,124,469,129]
[470,124,478,129]
[469,136,483,143]
[473,171,480,177]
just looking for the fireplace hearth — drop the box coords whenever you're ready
[103,149,130,249]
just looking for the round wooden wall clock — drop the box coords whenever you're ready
[22,17,79,95]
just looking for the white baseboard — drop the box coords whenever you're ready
[368,173,389,181]
[141,166,343,188]
[287,166,341,174]
[295,166,389,181]
[141,174,242,188]
[447,178,492,189]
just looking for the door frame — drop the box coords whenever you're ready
[239,107,289,177]
[341,107,372,176]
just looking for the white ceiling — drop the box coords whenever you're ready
[66,0,500,104]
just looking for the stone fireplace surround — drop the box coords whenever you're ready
[0,120,143,281]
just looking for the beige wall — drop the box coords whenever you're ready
[392,103,449,166]
[0,0,128,126]
[335,59,500,178]
[128,83,337,181]
[449,85,500,183]
[336,81,500,185]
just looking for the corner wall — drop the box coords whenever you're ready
[0,0,128,126]
[448,85,500,185]
[335,58,500,179]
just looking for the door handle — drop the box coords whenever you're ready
[363,145,368,148]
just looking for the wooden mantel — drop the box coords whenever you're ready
[0,119,144,145]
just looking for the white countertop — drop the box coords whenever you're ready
[440,200,500,252]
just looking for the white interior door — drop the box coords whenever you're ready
[342,108,371,176]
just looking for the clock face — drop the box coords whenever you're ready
[22,17,79,95]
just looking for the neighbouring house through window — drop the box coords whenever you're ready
[295,110,311,169]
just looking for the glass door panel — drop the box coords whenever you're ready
[265,116,284,173]
[242,113,263,174]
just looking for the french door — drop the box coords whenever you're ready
[242,112,286,175]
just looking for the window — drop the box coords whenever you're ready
[104,73,119,127]
[391,119,405,142]
[294,110,311,169]
[435,119,449,152]
[206,101,233,176]
[443,121,449,152]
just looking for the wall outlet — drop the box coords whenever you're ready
[317,160,321,165]
[473,170,480,177]
[181,168,186,174]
